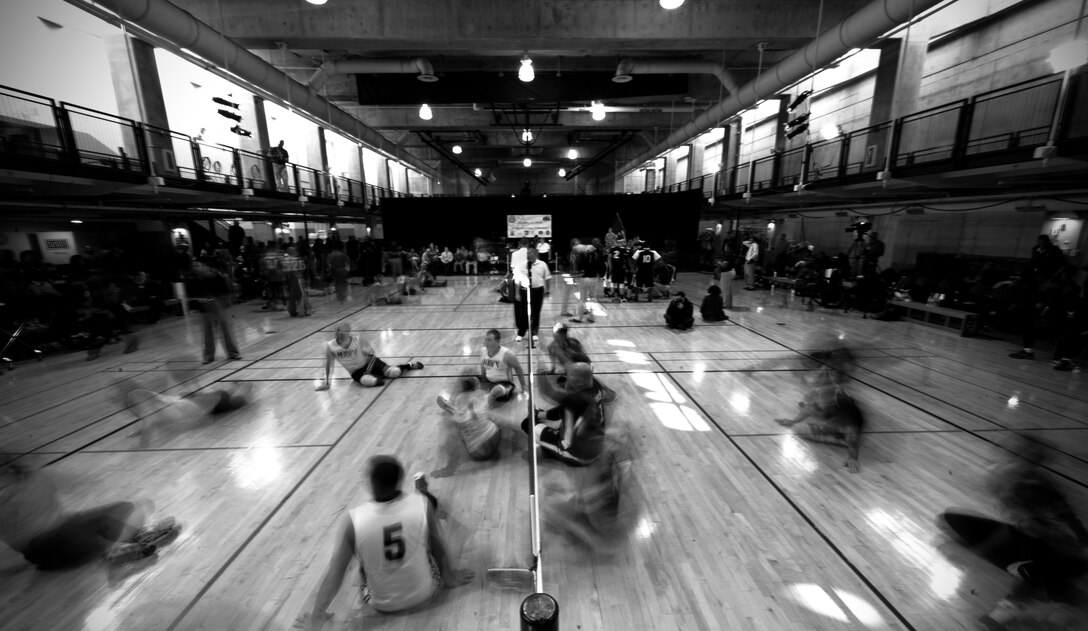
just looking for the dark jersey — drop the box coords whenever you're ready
[608,246,630,280]
[634,248,657,276]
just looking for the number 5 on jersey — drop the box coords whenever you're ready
[383,523,405,560]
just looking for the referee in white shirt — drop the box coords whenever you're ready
[514,246,551,345]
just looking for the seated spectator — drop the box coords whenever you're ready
[665,292,694,330]
[651,259,676,299]
[700,285,728,322]
[128,271,165,323]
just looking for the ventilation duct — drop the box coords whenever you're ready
[309,58,437,89]
[618,0,946,176]
[613,59,739,94]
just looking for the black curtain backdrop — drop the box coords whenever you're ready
[380,190,703,259]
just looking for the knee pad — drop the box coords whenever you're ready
[359,374,382,387]
[383,366,402,380]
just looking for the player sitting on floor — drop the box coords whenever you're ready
[316,324,424,389]
[304,456,473,629]
[119,378,252,447]
[0,454,181,570]
[522,362,615,467]
[436,371,502,461]
[542,434,640,551]
[547,322,586,375]
[774,367,865,473]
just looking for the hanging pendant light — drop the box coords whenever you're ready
[521,129,534,143]
[518,55,535,82]
[558,168,566,177]
[452,145,463,154]
[590,101,606,121]
[418,103,433,120]
[523,157,532,167]
[659,0,685,9]
[567,148,578,160]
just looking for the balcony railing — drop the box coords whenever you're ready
[0,84,411,211]
[644,73,1069,199]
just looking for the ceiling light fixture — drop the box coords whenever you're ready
[521,129,534,143]
[590,101,606,121]
[452,144,463,154]
[558,168,566,177]
[474,168,483,177]
[418,103,432,120]
[567,149,578,160]
[70,219,83,224]
[518,55,535,82]
[305,0,328,5]
[659,0,685,9]
[523,157,532,167]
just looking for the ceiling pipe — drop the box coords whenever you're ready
[85,0,439,178]
[309,58,437,89]
[613,59,739,94]
[617,0,946,176]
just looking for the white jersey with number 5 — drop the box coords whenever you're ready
[349,493,440,612]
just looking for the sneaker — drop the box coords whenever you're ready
[515,335,524,343]
[1005,560,1034,581]
[229,355,243,361]
[105,541,156,565]
[372,377,386,387]
[436,395,457,414]
[201,358,214,365]
[414,472,429,495]
[1054,359,1075,372]
[123,337,139,354]
[135,520,182,548]
[559,311,573,317]
[586,317,596,323]
[1008,350,1034,359]
[532,335,539,344]
[409,360,425,370]
[569,318,583,323]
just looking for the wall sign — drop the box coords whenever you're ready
[507,214,552,238]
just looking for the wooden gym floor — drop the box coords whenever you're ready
[1,274,1086,630]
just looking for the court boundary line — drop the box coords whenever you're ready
[646,352,918,631]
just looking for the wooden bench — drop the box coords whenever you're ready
[887,299,979,336]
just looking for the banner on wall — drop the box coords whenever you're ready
[38,231,78,265]
[507,214,552,238]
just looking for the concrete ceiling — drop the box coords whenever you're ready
[170,0,872,181]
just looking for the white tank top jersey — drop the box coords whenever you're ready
[349,493,440,612]
[481,346,513,383]
[328,335,370,373]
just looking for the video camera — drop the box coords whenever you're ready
[845,220,872,240]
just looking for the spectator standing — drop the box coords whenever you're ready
[743,238,760,290]
[267,140,289,191]
[1031,234,1065,281]
[228,221,245,257]
[326,241,350,303]
[188,257,242,363]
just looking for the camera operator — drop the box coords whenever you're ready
[860,232,884,277]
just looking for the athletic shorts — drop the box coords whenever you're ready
[610,270,627,284]
[350,356,390,382]
[481,378,516,402]
[635,272,654,288]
